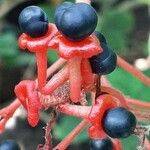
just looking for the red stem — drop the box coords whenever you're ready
[5,99,21,115]
[117,56,150,87]
[54,120,87,150]
[129,108,150,122]
[57,104,90,119]
[42,65,69,95]
[101,76,150,111]
[69,57,82,102]
[112,139,123,150]
[81,58,95,89]
[46,58,66,78]
[101,76,111,87]
[145,138,150,150]
[0,100,20,133]
[127,97,150,109]
[101,86,128,107]
[130,108,150,116]
[36,51,47,91]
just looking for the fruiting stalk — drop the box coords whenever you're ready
[0,100,20,133]
[145,138,150,150]
[57,104,90,119]
[81,58,95,89]
[46,58,66,78]
[69,57,82,102]
[117,56,150,87]
[112,139,123,150]
[42,65,69,95]
[127,97,150,109]
[36,51,47,91]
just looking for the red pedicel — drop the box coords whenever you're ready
[18,24,58,91]
[81,58,95,90]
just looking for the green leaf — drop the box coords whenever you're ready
[53,115,88,144]
[0,32,18,58]
[48,50,58,64]
[137,0,150,5]
[122,135,138,150]
[101,10,134,34]
[106,31,128,53]
[97,9,134,53]
[107,68,150,102]
[4,53,35,68]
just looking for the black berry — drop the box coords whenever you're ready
[90,138,113,150]
[89,42,117,75]
[18,6,48,37]
[0,140,20,150]
[102,107,137,138]
[54,2,98,40]
[94,31,107,44]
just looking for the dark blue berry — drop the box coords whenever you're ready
[89,42,117,75]
[90,138,113,150]
[54,2,98,40]
[18,6,48,37]
[94,31,107,44]
[102,107,137,138]
[0,140,20,150]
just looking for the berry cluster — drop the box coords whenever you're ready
[15,2,136,150]
[2,1,150,150]
[0,140,20,150]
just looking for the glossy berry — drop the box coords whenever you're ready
[94,31,107,44]
[102,107,137,138]
[90,138,113,150]
[18,6,48,37]
[54,2,98,40]
[89,42,117,75]
[0,140,20,150]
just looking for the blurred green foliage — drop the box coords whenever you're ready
[0,32,34,68]
[108,68,150,102]
[99,10,134,54]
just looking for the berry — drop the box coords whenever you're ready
[90,138,113,150]
[0,140,20,150]
[94,31,107,44]
[102,107,137,138]
[54,2,98,40]
[18,6,48,37]
[89,42,117,75]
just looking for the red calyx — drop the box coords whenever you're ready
[18,23,58,52]
[88,94,118,139]
[48,33,102,59]
[15,80,41,127]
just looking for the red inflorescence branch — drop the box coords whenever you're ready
[0,100,21,133]
[117,56,150,87]
[1,54,150,149]
[145,138,150,150]
[127,97,150,110]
